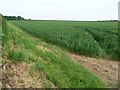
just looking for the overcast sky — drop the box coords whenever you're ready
[0,0,119,21]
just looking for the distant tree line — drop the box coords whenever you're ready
[4,16,31,20]
[97,20,118,22]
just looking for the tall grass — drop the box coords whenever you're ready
[10,21,118,60]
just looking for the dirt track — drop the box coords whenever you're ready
[68,53,119,87]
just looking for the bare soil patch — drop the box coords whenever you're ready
[2,60,43,88]
[36,45,50,52]
[68,53,119,87]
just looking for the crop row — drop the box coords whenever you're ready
[11,21,119,60]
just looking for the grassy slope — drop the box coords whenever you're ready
[2,20,106,88]
[10,20,119,60]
